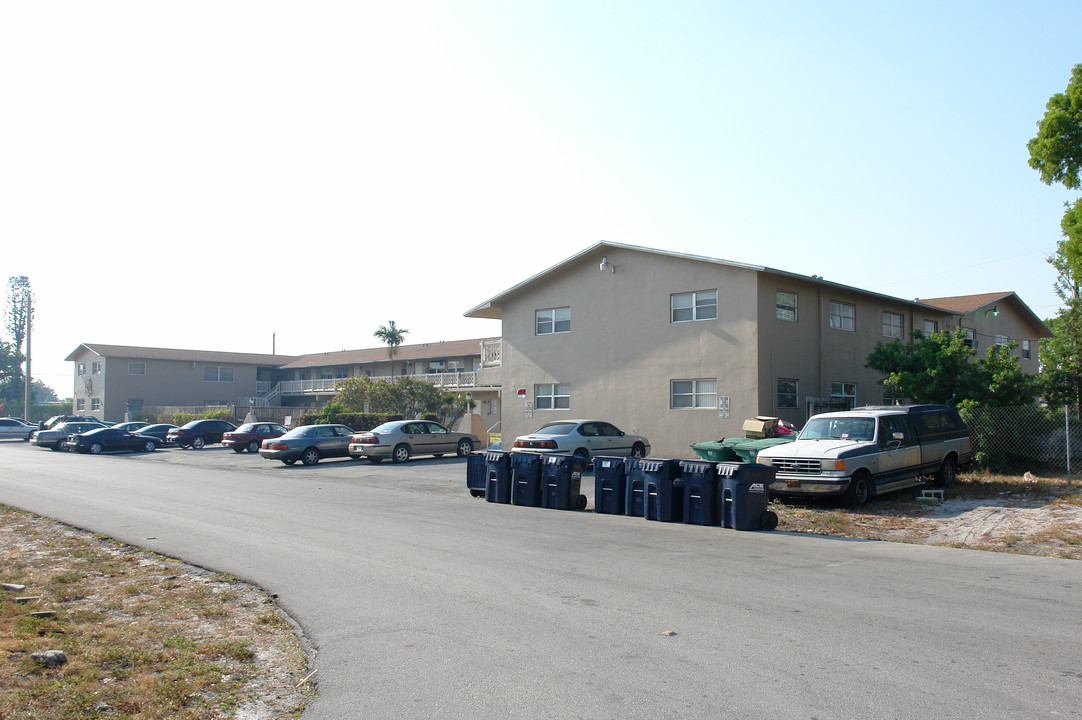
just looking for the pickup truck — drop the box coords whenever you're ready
[756,405,972,505]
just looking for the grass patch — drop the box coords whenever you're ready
[0,504,314,719]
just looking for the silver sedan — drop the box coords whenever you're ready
[349,420,479,463]
[512,419,649,459]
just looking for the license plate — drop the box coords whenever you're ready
[786,479,801,488]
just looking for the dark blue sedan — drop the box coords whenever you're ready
[68,427,163,454]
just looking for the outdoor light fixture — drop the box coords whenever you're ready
[985,305,1000,318]
[599,256,614,273]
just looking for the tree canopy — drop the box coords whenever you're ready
[1027,63,1082,190]
[373,321,409,376]
[334,375,470,429]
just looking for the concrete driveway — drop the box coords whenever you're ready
[1,441,1080,719]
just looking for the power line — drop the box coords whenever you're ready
[868,247,1055,291]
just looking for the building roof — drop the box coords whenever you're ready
[464,241,970,319]
[66,343,295,365]
[278,338,498,369]
[919,292,1054,338]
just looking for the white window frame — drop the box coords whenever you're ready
[777,378,798,409]
[963,328,977,349]
[75,398,85,411]
[829,302,855,332]
[535,383,570,410]
[128,362,146,376]
[923,320,938,336]
[536,307,571,335]
[776,290,797,322]
[830,381,857,410]
[670,378,718,409]
[77,363,86,376]
[995,334,1009,347]
[91,398,102,411]
[671,290,718,323]
[1022,340,1032,359]
[882,311,904,339]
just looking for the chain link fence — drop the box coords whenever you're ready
[960,405,1079,480]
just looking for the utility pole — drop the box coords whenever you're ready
[23,292,31,420]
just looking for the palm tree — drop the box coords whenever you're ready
[374,321,409,378]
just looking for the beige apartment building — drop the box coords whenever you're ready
[66,339,501,428]
[465,241,1052,458]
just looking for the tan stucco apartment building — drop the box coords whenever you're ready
[465,242,1052,458]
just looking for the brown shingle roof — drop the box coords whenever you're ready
[279,338,498,369]
[67,343,295,365]
[917,292,1013,314]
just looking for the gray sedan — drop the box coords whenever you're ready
[0,417,35,441]
[512,419,649,459]
[33,421,108,451]
[349,420,479,463]
[258,424,356,466]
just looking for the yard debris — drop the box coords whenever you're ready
[1024,471,1039,483]
[30,650,67,668]
[15,596,41,604]
[2,583,27,592]
[660,630,678,637]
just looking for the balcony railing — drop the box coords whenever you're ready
[270,371,482,398]
[481,340,502,368]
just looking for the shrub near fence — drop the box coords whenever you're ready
[960,404,1080,478]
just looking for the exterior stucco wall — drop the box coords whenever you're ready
[498,246,761,459]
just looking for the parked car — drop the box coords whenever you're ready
[258,424,355,466]
[112,421,149,433]
[67,427,163,454]
[33,421,107,451]
[223,422,289,453]
[349,420,478,463]
[136,424,179,444]
[0,417,35,441]
[512,420,650,459]
[167,419,238,449]
[38,415,99,431]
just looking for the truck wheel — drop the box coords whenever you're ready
[936,457,957,488]
[844,472,871,506]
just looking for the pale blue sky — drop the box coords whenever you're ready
[2,1,1079,394]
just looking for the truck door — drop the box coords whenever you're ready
[876,415,922,493]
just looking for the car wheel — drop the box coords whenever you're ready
[936,457,957,488]
[50,443,61,452]
[392,444,411,463]
[368,456,383,464]
[89,443,103,455]
[456,438,474,457]
[631,442,646,458]
[283,459,296,466]
[844,472,871,506]
[191,436,205,450]
[573,447,590,460]
[143,440,157,452]
[301,448,321,466]
[247,440,260,453]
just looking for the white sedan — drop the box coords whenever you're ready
[512,420,650,459]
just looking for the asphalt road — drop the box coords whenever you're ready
[1,439,1080,719]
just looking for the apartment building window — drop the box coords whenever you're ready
[128,362,145,376]
[535,383,570,410]
[1022,340,1032,359]
[963,328,977,349]
[670,378,718,409]
[776,290,797,321]
[777,379,798,409]
[76,398,85,411]
[882,311,904,339]
[203,366,234,382]
[831,382,857,410]
[995,334,1009,347]
[829,302,855,331]
[77,363,86,376]
[536,307,571,335]
[92,361,102,374]
[91,398,102,411]
[671,290,717,323]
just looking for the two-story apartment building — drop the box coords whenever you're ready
[465,241,1052,458]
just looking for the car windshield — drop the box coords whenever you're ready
[533,422,579,435]
[799,416,876,442]
[371,422,404,433]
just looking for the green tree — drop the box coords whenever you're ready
[334,376,471,428]
[865,329,1037,407]
[1027,64,1082,190]
[5,276,33,354]
[373,321,409,377]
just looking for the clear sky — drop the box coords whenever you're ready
[2,1,1080,396]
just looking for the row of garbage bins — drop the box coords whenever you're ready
[465,451,779,531]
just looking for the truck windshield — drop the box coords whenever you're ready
[799,416,875,442]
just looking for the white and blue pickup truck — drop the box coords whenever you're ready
[756,405,972,505]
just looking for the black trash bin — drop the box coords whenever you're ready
[466,451,487,498]
[643,458,683,522]
[593,456,628,515]
[541,454,588,510]
[719,462,778,530]
[624,457,647,517]
[511,452,544,507]
[484,451,513,504]
[680,459,720,526]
